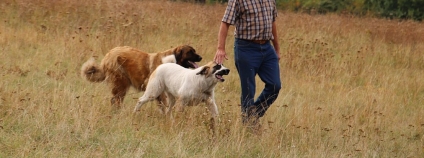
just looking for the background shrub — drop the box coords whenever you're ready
[193,0,423,21]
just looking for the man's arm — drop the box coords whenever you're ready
[271,21,281,60]
[214,22,231,64]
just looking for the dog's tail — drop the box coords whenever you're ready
[81,57,106,82]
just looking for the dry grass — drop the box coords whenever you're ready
[1,0,423,157]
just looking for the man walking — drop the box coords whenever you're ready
[214,0,281,130]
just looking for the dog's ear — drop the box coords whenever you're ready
[173,46,183,64]
[196,66,210,75]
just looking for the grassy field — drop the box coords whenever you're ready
[1,0,424,157]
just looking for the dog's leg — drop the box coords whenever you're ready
[172,97,188,122]
[111,76,130,107]
[134,78,164,112]
[134,95,155,112]
[174,97,187,113]
[206,97,219,137]
[156,93,168,114]
[207,99,219,119]
[165,92,176,119]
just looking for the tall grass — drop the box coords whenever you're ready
[1,0,423,157]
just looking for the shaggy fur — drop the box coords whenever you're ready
[81,45,202,109]
[134,61,230,132]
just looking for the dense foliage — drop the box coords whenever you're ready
[203,0,423,21]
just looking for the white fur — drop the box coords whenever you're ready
[161,54,176,64]
[134,62,229,126]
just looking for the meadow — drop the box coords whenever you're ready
[1,0,423,157]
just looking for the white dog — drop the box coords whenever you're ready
[134,61,230,130]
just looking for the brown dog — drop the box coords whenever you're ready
[81,45,202,109]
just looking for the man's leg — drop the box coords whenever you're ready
[254,44,282,117]
[234,39,262,120]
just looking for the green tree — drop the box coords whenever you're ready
[364,0,423,20]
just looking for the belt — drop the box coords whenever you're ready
[250,40,269,44]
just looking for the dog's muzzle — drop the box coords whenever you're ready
[221,69,230,75]
[215,69,230,82]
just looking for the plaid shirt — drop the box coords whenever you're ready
[222,0,277,40]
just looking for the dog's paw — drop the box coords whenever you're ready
[133,108,140,113]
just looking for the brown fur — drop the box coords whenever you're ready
[81,45,202,108]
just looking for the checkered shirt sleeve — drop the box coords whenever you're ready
[222,0,238,25]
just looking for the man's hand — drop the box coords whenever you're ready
[276,50,281,61]
[214,48,228,64]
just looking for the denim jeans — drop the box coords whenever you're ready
[234,38,281,117]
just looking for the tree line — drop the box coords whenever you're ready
[193,0,423,21]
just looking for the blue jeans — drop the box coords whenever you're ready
[234,38,281,117]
